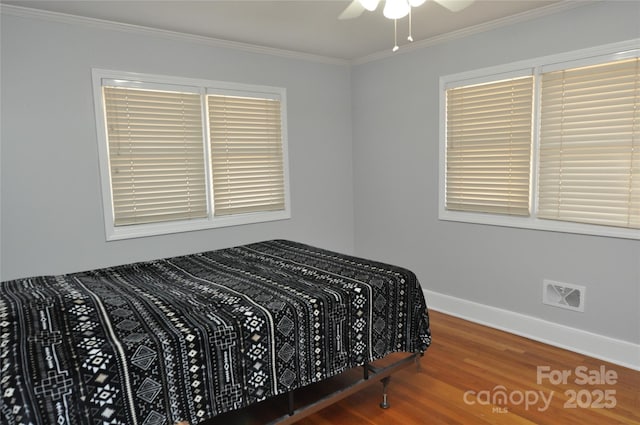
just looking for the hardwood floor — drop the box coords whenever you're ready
[207,310,640,425]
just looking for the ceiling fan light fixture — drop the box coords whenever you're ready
[338,0,476,52]
[359,0,380,12]
[383,0,410,20]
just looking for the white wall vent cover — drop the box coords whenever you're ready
[542,279,585,312]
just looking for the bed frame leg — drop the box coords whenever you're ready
[379,376,391,409]
[287,391,295,416]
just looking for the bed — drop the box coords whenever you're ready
[0,239,431,424]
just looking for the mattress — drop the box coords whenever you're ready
[0,239,431,424]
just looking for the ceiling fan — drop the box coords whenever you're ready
[339,0,474,20]
[339,0,475,52]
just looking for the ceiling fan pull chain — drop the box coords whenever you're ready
[408,7,414,42]
[393,19,399,52]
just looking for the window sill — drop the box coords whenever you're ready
[105,210,291,241]
[438,209,640,241]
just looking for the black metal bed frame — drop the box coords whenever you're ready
[266,352,423,425]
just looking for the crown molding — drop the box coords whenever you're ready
[352,1,592,65]
[0,3,350,67]
[0,1,595,67]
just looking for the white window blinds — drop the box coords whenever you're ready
[208,94,286,216]
[446,76,534,216]
[538,58,640,229]
[103,86,207,226]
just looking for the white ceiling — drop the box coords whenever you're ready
[2,0,572,60]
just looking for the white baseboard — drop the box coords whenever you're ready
[424,289,640,371]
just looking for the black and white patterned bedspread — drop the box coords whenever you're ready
[0,240,431,425]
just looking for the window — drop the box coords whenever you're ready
[440,40,640,239]
[446,75,533,216]
[537,58,639,229]
[93,70,290,240]
[103,85,208,226]
[208,93,286,217]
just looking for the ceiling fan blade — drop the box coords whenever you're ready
[360,0,382,11]
[434,0,475,12]
[339,0,366,20]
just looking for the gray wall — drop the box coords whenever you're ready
[0,11,355,280]
[352,1,640,344]
[1,2,639,347]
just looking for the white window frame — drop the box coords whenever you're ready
[439,39,640,240]
[92,69,291,241]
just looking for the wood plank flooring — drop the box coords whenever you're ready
[206,310,640,425]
